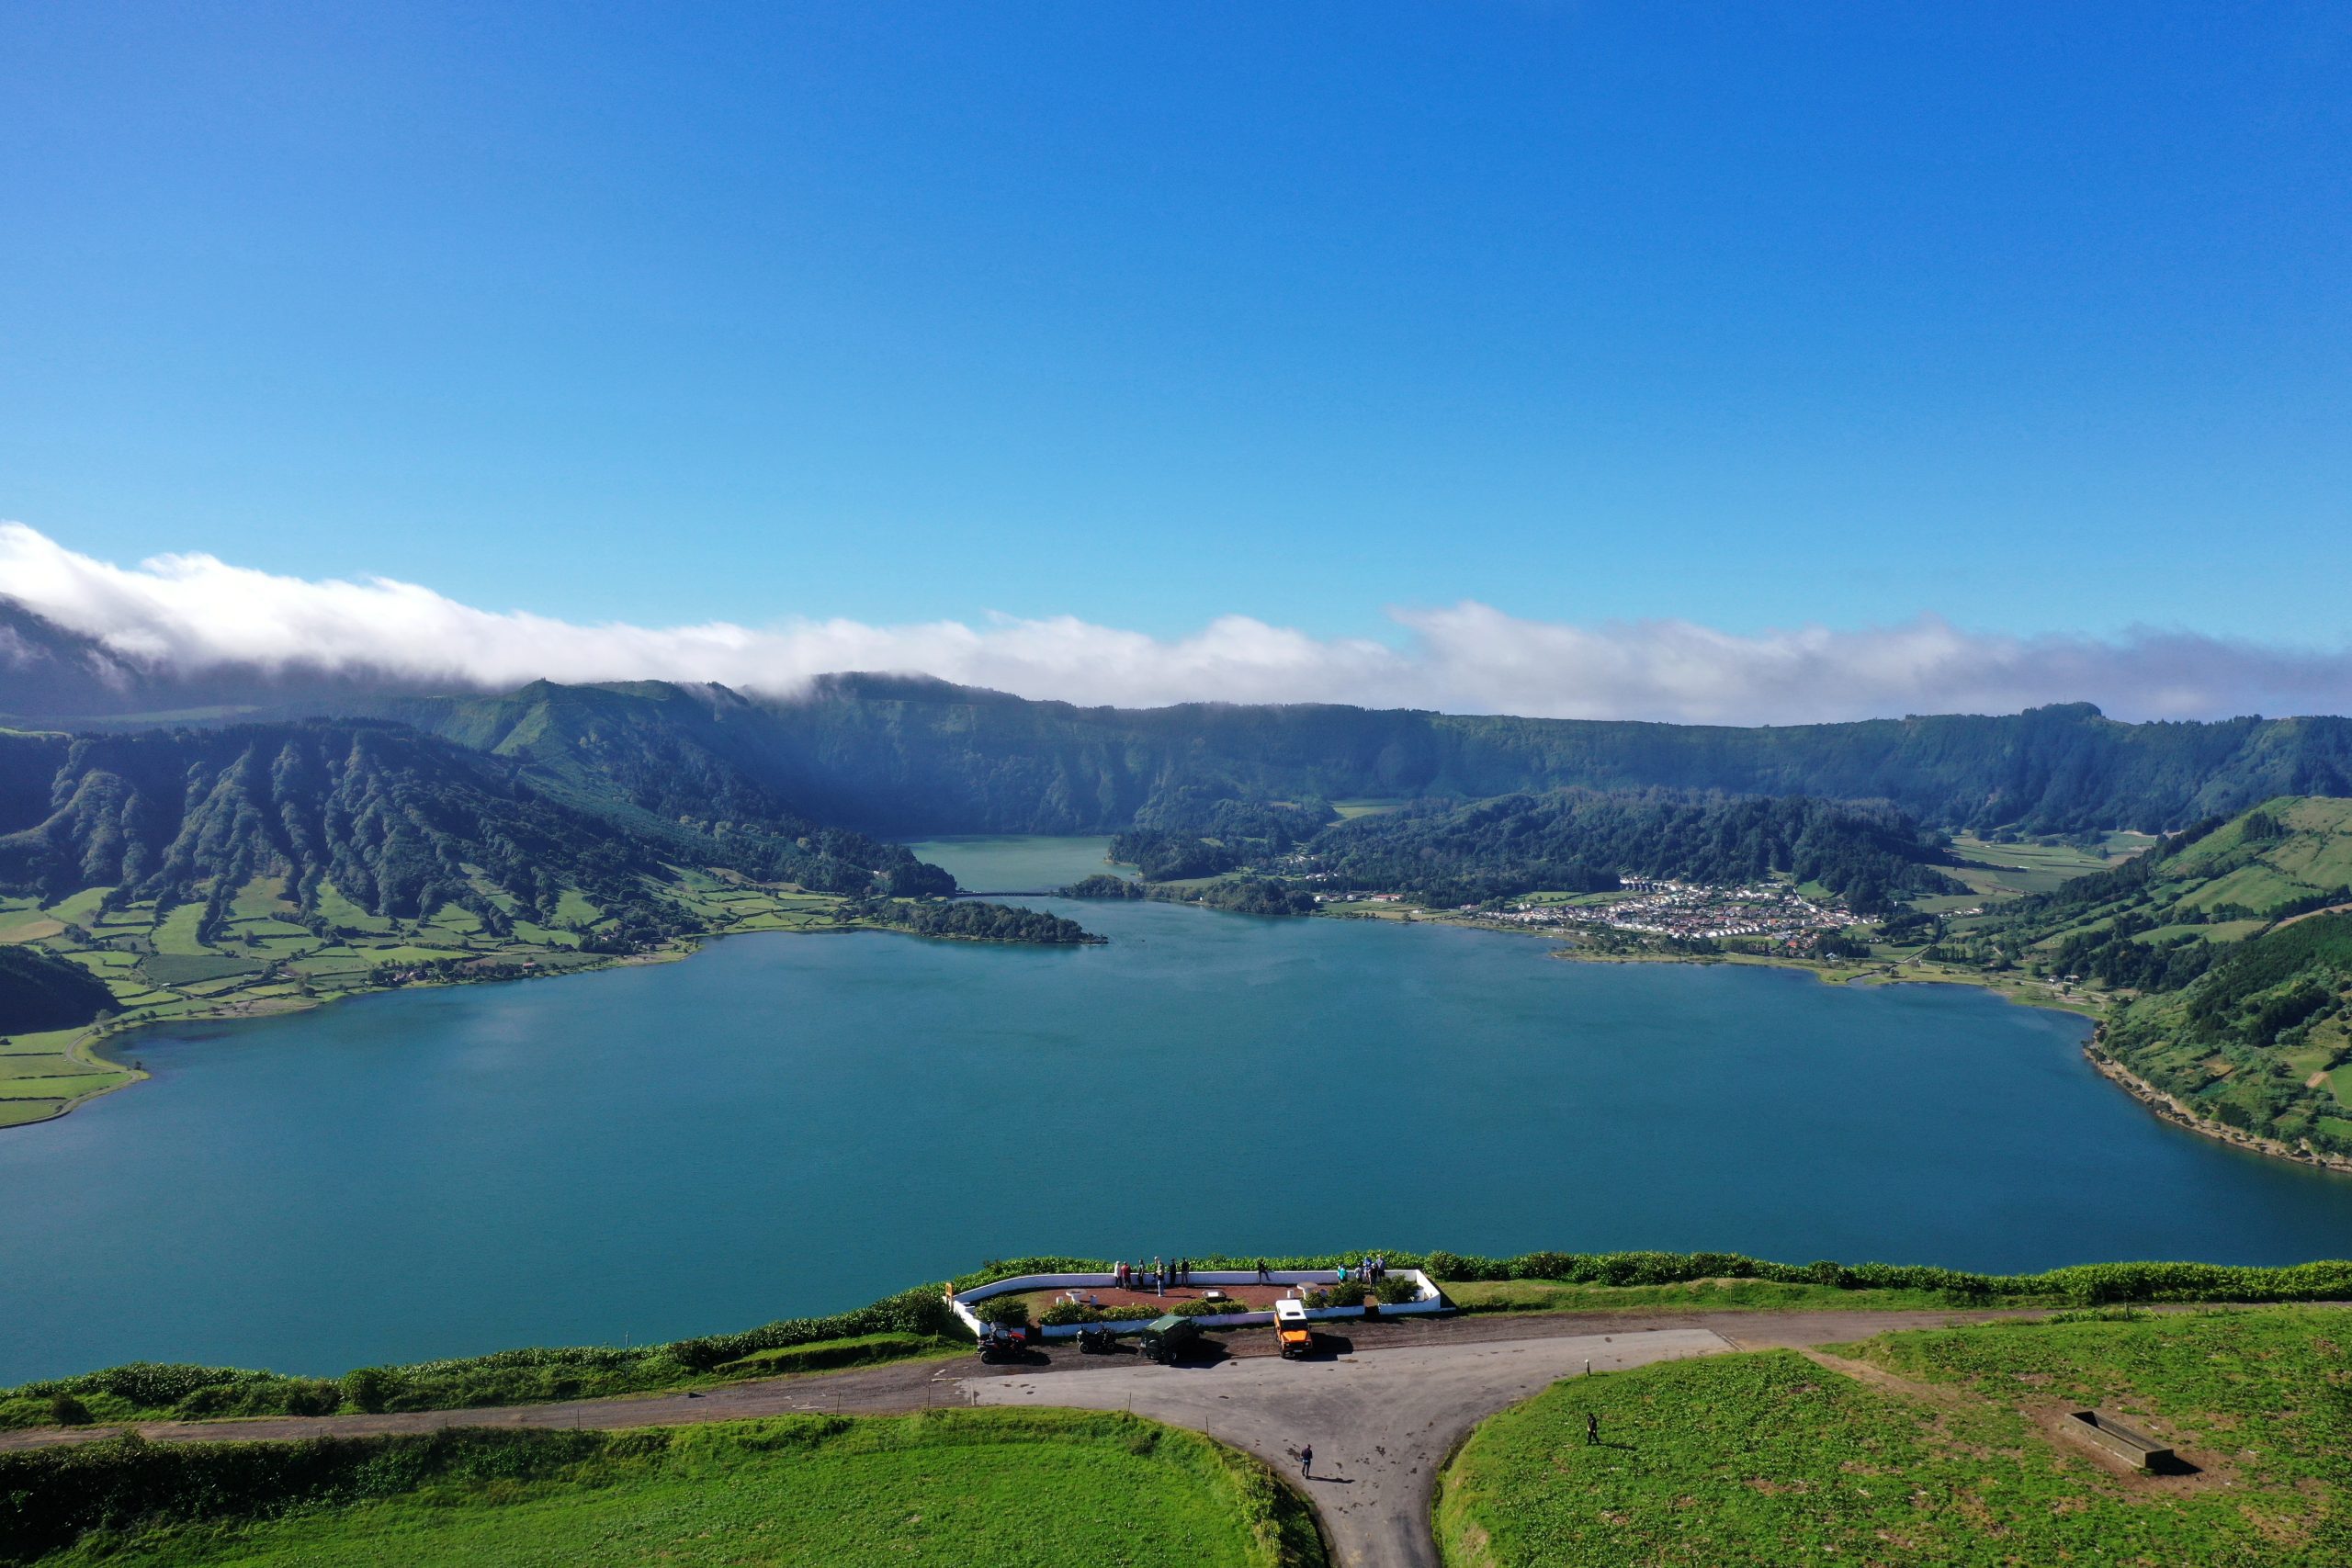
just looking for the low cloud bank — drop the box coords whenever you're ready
[4,522,2347,724]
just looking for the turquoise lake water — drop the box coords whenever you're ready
[3,835,2348,1382]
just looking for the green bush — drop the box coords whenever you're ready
[46,1393,90,1427]
[973,1297,1031,1328]
[175,1385,243,1418]
[340,1366,392,1414]
[1374,1275,1420,1305]
[1038,1303,1159,1326]
[668,1283,960,1371]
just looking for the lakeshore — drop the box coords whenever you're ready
[10,852,2352,1385]
[2086,1036,2352,1176]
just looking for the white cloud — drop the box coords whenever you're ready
[3,521,2348,723]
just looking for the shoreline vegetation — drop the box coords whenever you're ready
[6,1248,2348,1436]
[1072,795,2352,1174]
[0,881,1100,1133]
[2086,1032,2352,1175]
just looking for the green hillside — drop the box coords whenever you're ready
[1296,790,1962,914]
[377,676,2352,838]
[1438,1307,2352,1567]
[1923,797,2352,1157]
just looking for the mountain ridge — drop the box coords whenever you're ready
[10,595,2352,836]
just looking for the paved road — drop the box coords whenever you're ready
[970,1326,1730,1568]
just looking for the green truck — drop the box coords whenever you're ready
[1136,1314,1202,1365]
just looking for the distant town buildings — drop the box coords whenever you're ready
[1493,882,1848,942]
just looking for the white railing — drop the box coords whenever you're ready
[947,1269,1443,1339]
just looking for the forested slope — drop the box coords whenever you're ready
[15,583,2352,837]
[405,678,2352,837]
[1300,791,1963,912]
[0,945,116,1034]
[0,723,944,932]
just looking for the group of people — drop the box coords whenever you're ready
[1107,1254,1393,1295]
[1111,1256,1198,1294]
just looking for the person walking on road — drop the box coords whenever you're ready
[1299,1443,1314,1478]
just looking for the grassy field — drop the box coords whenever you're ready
[17,1411,1325,1568]
[1943,834,2129,900]
[1437,1307,2349,1566]
[1441,1278,2015,1314]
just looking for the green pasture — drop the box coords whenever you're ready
[1438,1307,2347,1567]
[1943,835,2118,899]
[551,889,603,925]
[2132,919,2267,945]
[20,1412,1322,1568]
[0,1072,119,1101]
[312,883,391,934]
[228,878,297,920]
[40,888,114,931]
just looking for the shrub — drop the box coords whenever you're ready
[1374,1275,1420,1305]
[1038,1303,1159,1326]
[282,1381,341,1417]
[340,1367,392,1415]
[974,1297,1031,1328]
[175,1386,243,1418]
[46,1393,91,1427]
[667,1284,959,1371]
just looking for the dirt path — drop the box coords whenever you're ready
[0,1306,2154,1567]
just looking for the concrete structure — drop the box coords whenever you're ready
[948,1268,1443,1339]
[2065,1409,2175,1471]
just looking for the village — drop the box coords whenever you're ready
[1485,880,1852,942]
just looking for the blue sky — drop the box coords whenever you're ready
[3,2,2347,656]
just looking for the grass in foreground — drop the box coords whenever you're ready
[14,1411,1324,1568]
[1437,1306,2351,1567]
[1440,1278,2027,1314]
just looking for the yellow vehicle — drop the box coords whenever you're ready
[1273,1296,1313,1359]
